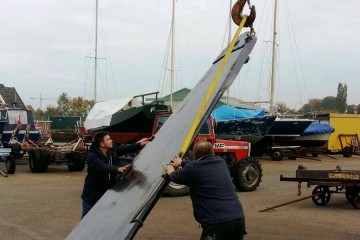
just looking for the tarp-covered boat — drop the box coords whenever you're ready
[84,96,170,144]
[286,123,335,147]
[211,105,276,143]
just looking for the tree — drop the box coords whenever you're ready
[357,104,360,114]
[321,96,336,111]
[57,93,70,116]
[299,98,322,113]
[336,83,347,113]
[275,102,289,114]
[347,104,356,114]
[69,97,95,117]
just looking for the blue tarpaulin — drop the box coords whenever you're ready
[302,123,335,136]
[211,105,265,121]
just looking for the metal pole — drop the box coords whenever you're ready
[170,0,175,109]
[94,0,98,103]
[270,0,278,113]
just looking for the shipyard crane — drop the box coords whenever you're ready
[30,94,56,110]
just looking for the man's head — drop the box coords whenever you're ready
[193,140,214,160]
[93,131,113,149]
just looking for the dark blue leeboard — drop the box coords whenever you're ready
[66,32,256,240]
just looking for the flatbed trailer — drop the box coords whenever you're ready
[280,166,360,210]
[20,138,87,173]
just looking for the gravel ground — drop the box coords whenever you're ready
[0,154,359,240]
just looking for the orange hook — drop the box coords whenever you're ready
[231,0,256,27]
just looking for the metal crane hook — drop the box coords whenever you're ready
[231,0,256,27]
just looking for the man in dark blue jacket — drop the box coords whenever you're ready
[166,140,246,240]
[81,131,149,218]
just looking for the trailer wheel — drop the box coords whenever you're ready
[346,187,360,210]
[5,155,16,174]
[29,150,48,173]
[234,157,263,191]
[67,152,86,172]
[271,150,283,161]
[312,152,319,157]
[312,186,331,206]
[342,146,353,158]
[162,150,193,197]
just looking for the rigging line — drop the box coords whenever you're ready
[99,17,118,98]
[287,23,303,106]
[158,24,172,97]
[240,0,268,105]
[285,2,309,101]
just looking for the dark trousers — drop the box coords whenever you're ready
[81,199,94,219]
[200,218,246,240]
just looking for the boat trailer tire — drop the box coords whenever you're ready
[29,150,48,173]
[162,150,193,197]
[162,182,190,197]
[67,152,86,172]
[342,146,353,158]
[5,155,16,174]
[234,157,263,191]
[271,150,283,161]
[312,186,331,206]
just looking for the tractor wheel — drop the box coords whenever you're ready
[67,151,86,172]
[234,157,263,191]
[5,155,16,174]
[342,146,353,158]
[271,150,283,161]
[29,150,48,173]
[162,150,193,197]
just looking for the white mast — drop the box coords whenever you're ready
[94,0,99,103]
[170,0,176,108]
[270,0,278,112]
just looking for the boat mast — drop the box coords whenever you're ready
[170,0,175,108]
[270,0,278,112]
[94,0,99,103]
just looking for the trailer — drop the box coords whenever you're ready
[315,113,360,157]
[280,165,360,210]
[20,138,87,173]
[0,142,15,176]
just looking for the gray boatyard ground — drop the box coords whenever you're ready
[0,154,359,240]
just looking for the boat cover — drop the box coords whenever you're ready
[84,98,142,130]
[66,32,256,240]
[302,123,335,136]
[211,105,265,121]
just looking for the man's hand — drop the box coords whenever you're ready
[137,137,153,147]
[118,164,131,173]
[170,156,182,168]
[166,164,175,175]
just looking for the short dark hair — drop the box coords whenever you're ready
[193,140,214,159]
[93,131,109,147]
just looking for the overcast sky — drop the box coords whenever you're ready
[1,0,360,110]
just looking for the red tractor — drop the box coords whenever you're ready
[153,113,263,196]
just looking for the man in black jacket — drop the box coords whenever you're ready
[166,140,246,240]
[81,131,149,218]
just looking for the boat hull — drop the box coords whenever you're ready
[214,116,276,143]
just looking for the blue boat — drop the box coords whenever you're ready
[211,105,276,143]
